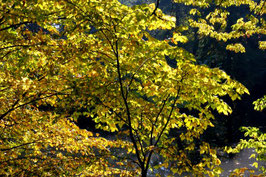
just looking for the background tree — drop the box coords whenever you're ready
[156,0,266,145]
[225,97,266,176]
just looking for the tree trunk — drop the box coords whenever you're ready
[141,168,147,177]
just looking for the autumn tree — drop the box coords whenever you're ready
[225,97,266,177]
[0,0,251,176]
[171,0,265,175]
[171,0,265,52]
[0,1,122,176]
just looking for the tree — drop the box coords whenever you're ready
[0,1,120,176]
[1,0,250,176]
[173,0,265,175]
[174,0,265,175]
[225,97,266,176]
[226,127,266,177]
[173,0,265,52]
[166,0,265,146]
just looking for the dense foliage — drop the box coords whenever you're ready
[0,0,264,176]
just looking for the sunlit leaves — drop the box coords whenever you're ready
[0,0,126,176]
[225,127,266,175]
[172,32,188,44]
[226,43,246,53]
[258,41,266,50]
[206,9,229,28]
[183,0,265,52]
[253,95,266,111]
[0,0,251,176]
[173,0,210,8]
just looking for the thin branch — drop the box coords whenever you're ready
[0,8,10,26]
[125,55,154,99]
[0,98,20,120]
[145,73,187,172]
[0,92,59,120]
[134,130,145,160]
[115,43,143,166]
[110,20,144,166]
[65,0,86,15]
[0,141,37,151]
[0,44,34,51]
[100,101,128,125]
[217,0,225,7]
[256,0,265,16]
[150,94,170,145]
[14,93,57,110]
[154,74,185,147]
[0,43,58,51]
[91,50,114,61]
[0,21,31,32]
[0,49,17,61]
[151,0,160,16]
[0,86,10,92]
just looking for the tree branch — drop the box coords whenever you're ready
[151,0,160,16]
[110,21,144,167]
[0,92,61,121]
[0,141,37,151]
[0,98,20,120]
[0,21,31,32]
[150,94,170,145]
[145,73,187,173]
[115,40,143,166]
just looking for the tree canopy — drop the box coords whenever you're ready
[0,0,263,176]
